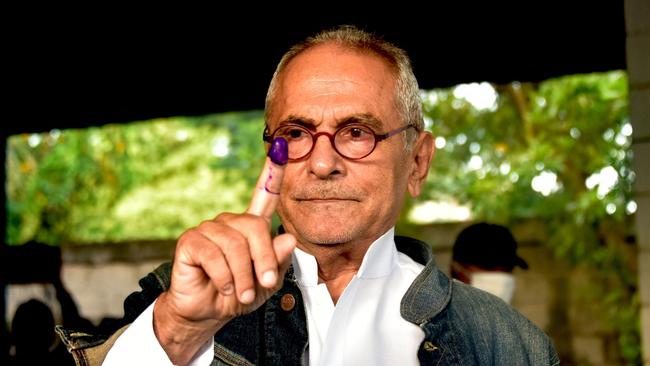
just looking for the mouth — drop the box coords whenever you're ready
[296,198,360,202]
[291,187,364,203]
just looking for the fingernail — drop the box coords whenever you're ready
[241,289,255,304]
[268,137,288,165]
[222,283,234,295]
[262,270,277,287]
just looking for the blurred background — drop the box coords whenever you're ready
[2,2,649,365]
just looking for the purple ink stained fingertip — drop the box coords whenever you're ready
[268,137,289,165]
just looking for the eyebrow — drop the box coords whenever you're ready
[278,113,385,131]
[337,113,384,130]
[279,115,318,130]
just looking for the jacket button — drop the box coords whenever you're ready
[423,341,438,352]
[280,294,295,311]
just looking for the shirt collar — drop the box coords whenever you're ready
[292,228,397,286]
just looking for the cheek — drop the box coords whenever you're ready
[277,165,301,210]
[377,160,412,210]
[278,164,300,191]
[356,165,404,205]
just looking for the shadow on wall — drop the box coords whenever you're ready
[0,242,127,365]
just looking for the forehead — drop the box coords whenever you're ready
[269,44,400,129]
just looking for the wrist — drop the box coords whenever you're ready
[153,292,224,365]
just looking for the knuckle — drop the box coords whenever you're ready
[177,228,200,247]
[241,214,270,232]
[214,212,236,223]
[197,219,217,232]
[210,268,232,285]
[219,213,270,236]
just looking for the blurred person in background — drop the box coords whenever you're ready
[451,222,529,304]
[9,299,73,366]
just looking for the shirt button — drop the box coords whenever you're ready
[423,341,438,352]
[280,293,296,311]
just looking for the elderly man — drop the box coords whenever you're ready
[58,26,559,365]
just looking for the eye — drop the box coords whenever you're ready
[350,128,364,138]
[339,125,373,141]
[277,125,309,141]
[288,128,305,138]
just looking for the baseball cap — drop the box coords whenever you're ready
[452,222,528,271]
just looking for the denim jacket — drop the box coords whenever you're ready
[56,236,560,365]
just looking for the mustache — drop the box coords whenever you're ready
[290,184,364,201]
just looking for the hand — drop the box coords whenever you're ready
[154,139,295,364]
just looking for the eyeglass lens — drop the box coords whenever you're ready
[273,124,377,160]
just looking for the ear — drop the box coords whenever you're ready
[407,132,434,197]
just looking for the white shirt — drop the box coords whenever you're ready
[104,228,424,365]
[103,299,214,365]
[293,228,425,365]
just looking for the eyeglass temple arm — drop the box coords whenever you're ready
[262,126,272,142]
[375,125,415,142]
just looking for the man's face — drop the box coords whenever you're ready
[268,44,428,248]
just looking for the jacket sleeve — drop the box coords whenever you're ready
[56,262,172,366]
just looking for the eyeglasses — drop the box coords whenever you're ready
[263,123,416,161]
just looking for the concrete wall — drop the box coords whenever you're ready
[5,241,175,327]
[59,241,175,324]
[625,0,650,364]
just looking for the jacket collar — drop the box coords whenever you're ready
[394,236,453,326]
[279,229,452,326]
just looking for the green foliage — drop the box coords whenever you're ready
[7,112,266,244]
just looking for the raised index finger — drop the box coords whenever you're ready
[246,137,288,222]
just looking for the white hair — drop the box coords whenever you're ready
[265,25,423,149]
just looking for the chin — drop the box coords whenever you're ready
[287,216,359,244]
[279,201,369,244]
[296,226,357,245]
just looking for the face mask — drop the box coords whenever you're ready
[470,272,516,304]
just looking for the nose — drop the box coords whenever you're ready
[307,134,342,179]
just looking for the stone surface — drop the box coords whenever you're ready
[61,261,163,324]
[634,143,650,194]
[630,89,650,139]
[625,0,650,36]
[636,196,650,250]
[627,35,650,86]
[640,251,650,305]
